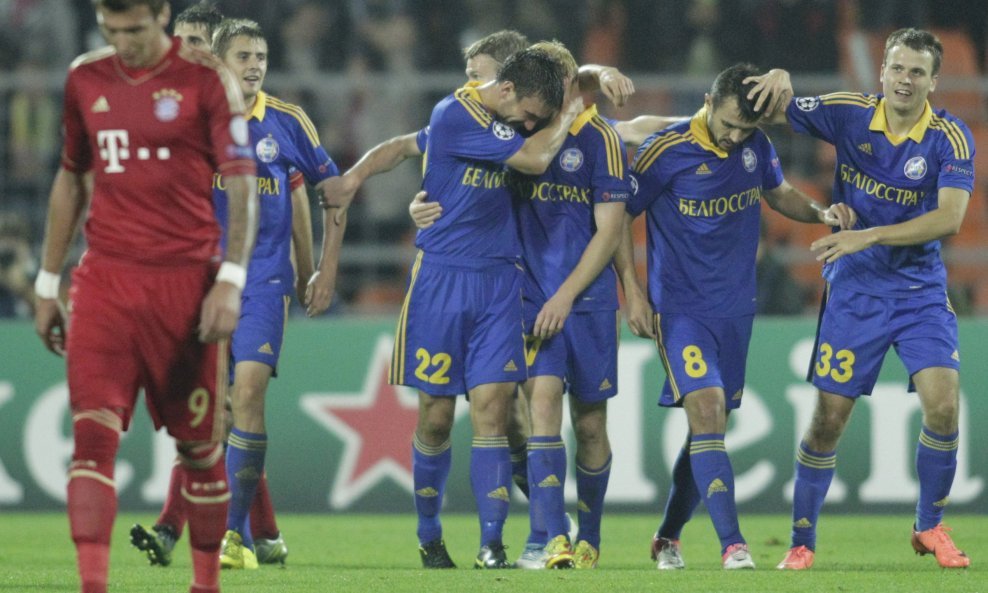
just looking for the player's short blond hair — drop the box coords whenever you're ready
[528,40,578,82]
[463,30,529,64]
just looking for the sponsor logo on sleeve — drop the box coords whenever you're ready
[944,163,974,178]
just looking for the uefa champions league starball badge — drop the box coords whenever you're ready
[492,121,516,140]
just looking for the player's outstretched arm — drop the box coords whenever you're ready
[614,212,653,339]
[577,64,635,107]
[34,168,89,356]
[744,68,793,125]
[319,132,421,221]
[409,190,442,229]
[200,173,257,343]
[306,205,347,317]
[811,187,969,264]
[534,201,625,339]
[507,96,585,175]
[291,183,316,303]
[614,116,688,149]
[763,180,857,228]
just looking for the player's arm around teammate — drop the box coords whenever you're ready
[290,182,315,304]
[306,198,346,317]
[747,30,974,569]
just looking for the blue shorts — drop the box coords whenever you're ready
[230,292,290,381]
[653,312,754,409]
[523,300,619,402]
[390,252,527,396]
[808,285,959,397]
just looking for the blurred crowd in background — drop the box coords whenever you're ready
[2,0,987,318]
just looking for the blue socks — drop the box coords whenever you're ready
[790,440,836,550]
[225,427,266,549]
[470,436,511,546]
[511,443,530,499]
[527,436,567,543]
[575,454,611,549]
[412,434,451,545]
[915,426,958,531]
[658,441,700,540]
[689,433,743,553]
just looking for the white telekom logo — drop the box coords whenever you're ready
[97,129,171,173]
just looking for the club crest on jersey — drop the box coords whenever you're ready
[742,147,757,172]
[904,156,927,180]
[559,148,584,172]
[492,121,516,140]
[796,96,820,111]
[256,135,280,163]
[152,89,183,122]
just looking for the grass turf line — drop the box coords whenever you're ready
[0,513,980,592]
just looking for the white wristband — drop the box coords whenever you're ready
[34,269,61,300]
[216,262,247,290]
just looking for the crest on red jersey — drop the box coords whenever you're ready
[152,89,183,122]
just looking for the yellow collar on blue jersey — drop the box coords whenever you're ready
[689,106,728,159]
[459,80,483,101]
[869,99,932,145]
[569,104,598,135]
[246,91,268,121]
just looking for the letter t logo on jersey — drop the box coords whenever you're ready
[97,130,130,173]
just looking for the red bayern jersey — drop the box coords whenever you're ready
[60,37,256,265]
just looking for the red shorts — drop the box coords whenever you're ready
[66,253,227,442]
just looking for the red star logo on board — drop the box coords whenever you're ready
[299,335,465,508]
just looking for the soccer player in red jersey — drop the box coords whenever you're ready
[32,2,257,592]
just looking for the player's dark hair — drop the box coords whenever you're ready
[463,30,529,64]
[710,63,765,123]
[212,18,265,59]
[885,28,943,76]
[92,0,166,15]
[496,48,565,113]
[175,2,223,41]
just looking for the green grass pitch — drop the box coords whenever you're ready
[1,513,982,592]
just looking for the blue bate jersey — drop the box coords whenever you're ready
[513,105,630,311]
[787,93,975,297]
[628,108,784,317]
[418,82,526,261]
[214,91,338,295]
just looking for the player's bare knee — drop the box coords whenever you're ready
[922,397,959,434]
[230,383,266,419]
[471,407,509,437]
[573,414,606,448]
[418,400,454,441]
[506,409,530,447]
[806,412,847,450]
[684,393,726,434]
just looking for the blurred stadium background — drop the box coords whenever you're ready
[1,0,986,318]
[1,0,987,527]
